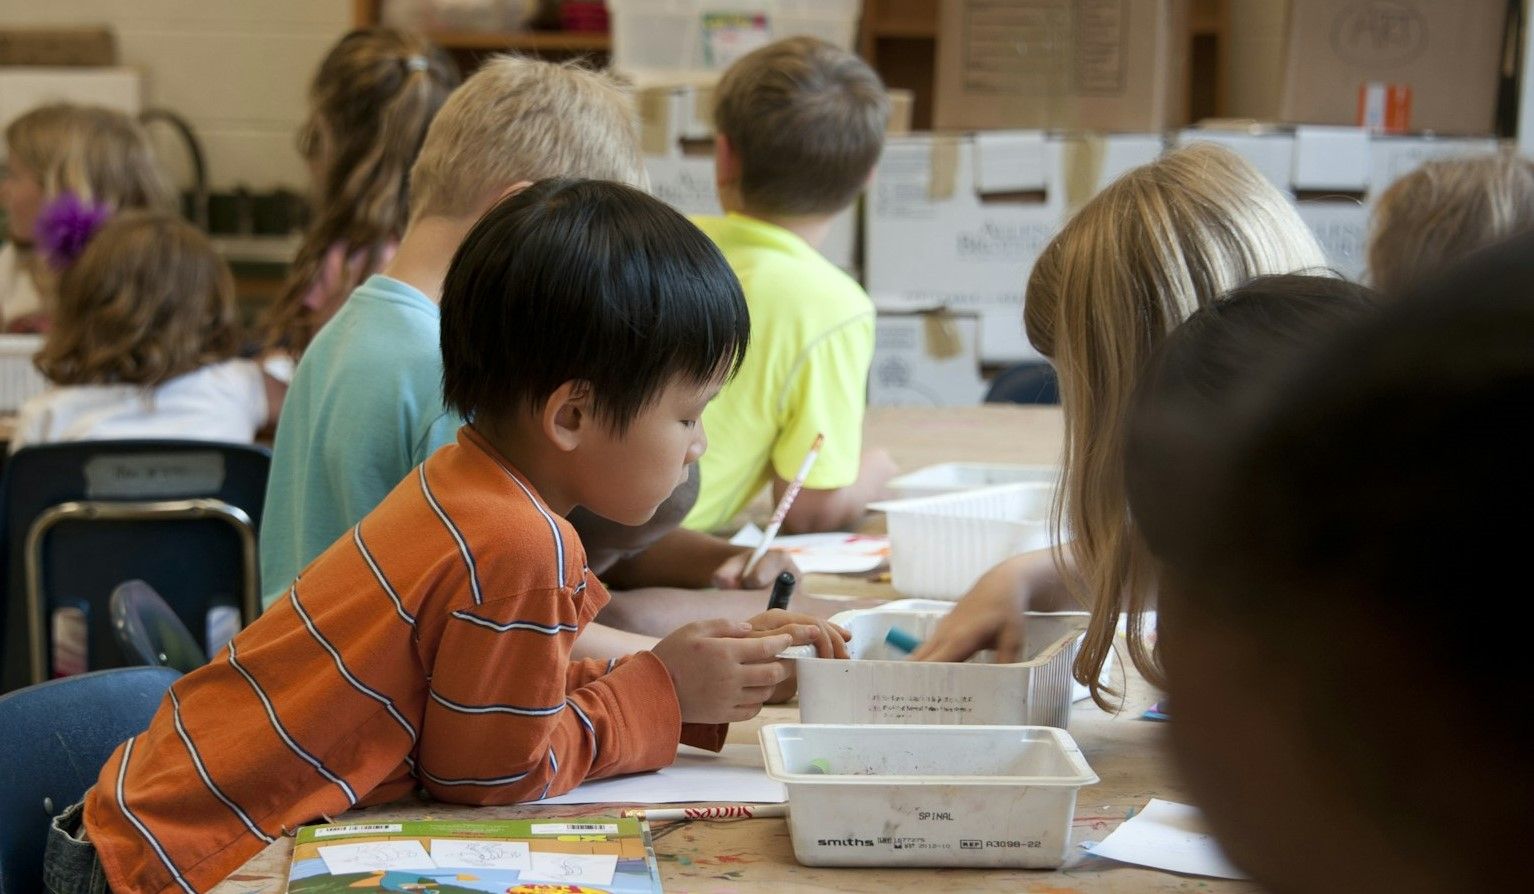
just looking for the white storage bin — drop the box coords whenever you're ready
[888,462,1059,499]
[761,723,1098,868]
[875,482,1060,599]
[793,604,1086,728]
[0,334,46,414]
[608,0,861,80]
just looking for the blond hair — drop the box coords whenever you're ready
[37,210,240,387]
[5,103,172,212]
[263,28,459,355]
[1025,142,1329,708]
[408,55,646,221]
[1368,152,1534,294]
[713,36,889,216]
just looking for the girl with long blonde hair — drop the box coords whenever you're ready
[261,28,458,356]
[915,142,1329,708]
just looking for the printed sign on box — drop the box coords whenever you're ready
[869,311,985,408]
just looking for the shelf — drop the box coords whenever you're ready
[424,29,611,53]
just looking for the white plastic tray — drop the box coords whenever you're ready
[761,723,1098,868]
[874,482,1061,599]
[790,602,1088,728]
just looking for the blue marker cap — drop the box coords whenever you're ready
[884,626,923,654]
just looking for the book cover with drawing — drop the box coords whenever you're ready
[286,817,663,893]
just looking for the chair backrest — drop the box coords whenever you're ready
[0,440,269,691]
[0,666,179,894]
[110,580,207,672]
[984,361,1061,405]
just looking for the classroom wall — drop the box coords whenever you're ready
[1225,0,1289,120]
[0,0,350,192]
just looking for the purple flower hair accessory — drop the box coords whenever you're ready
[35,192,113,270]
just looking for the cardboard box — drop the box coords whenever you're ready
[869,310,986,407]
[933,0,1189,133]
[1278,0,1508,135]
[0,27,116,66]
[0,67,140,137]
[864,131,1163,362]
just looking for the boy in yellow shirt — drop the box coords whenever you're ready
[683,37,898,535]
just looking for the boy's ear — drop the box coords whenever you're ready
[714,135,740,188]
[542,379,594,452]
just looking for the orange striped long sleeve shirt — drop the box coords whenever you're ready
[83,427,722,893]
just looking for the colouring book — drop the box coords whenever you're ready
[287,817,662,893]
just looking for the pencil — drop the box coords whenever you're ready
[741,433,824,579]
[622,804,788,821]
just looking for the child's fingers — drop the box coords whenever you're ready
[735,632,795,662]
[739,661,790,688]
[994,620,1024,665]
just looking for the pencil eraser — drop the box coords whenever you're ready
[884,626,923,654]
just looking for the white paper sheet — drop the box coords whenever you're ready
[317,840,436,875]
[428,838,531,870]
[730,523,889,574]
[539,744,786,805]
[518,851,619,886]
[1088,799,1248,879]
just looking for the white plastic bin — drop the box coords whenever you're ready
[761,723,1098,868]
[793,604,1086,728]
[0,334,46,414]
[888,462,1059,499]
[875,482,1060,599]
[608,0,861,79]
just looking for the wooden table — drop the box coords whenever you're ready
[210,406,1258,893]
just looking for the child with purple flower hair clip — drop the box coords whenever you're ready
[1,103,172,332]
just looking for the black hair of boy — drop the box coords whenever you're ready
[713,36,889,216]
[1130,254,1534,892]
[440,178,750,430]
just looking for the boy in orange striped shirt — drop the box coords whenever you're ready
[44,179,844,894]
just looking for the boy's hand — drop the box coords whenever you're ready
[746,610,852,704]
[650,619,822,723]
[710,547,800,590]
[746,610,851,659]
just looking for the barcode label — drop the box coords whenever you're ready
[530,823,618,835]
[313,823,403,838]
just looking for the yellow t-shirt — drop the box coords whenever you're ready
[683,213,876,532]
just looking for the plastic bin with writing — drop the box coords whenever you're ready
[761,723,1098,868]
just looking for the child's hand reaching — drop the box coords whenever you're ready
[710,547,800,590]
[746,609,852,704]
[650,618,823,724]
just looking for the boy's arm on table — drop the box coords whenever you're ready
[600,526,800,590]
[418,578,683,805]
[913,547,1079,663]
[570,621,658,660]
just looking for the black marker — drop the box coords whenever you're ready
[766,571,796,611]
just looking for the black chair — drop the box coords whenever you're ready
[984,361,1061,405]
[0,666,179,894]
[0,440,269,692]
[110,580,208,672]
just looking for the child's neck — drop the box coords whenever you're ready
[719,192,836,250]
[381,214,478,303]
[470,416,578,516]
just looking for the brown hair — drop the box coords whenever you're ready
[713,36,888,216]
[262,28,460,355]
[36,210,240,387]
[1025,142,1329,709]
[1367,151,1534,294]
[5,103,172,212]
[409,55,647,222]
